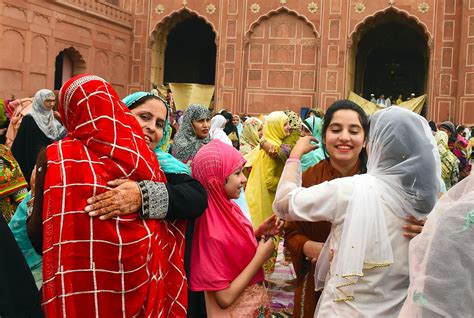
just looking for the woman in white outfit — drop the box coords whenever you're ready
[273,106,441,317]
[210,114,232,146]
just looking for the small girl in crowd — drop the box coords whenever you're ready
[190,139,283,317]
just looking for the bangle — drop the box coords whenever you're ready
[287,157,301,163]
[137,181,149,219]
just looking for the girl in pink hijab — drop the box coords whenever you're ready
[190,139,282,317]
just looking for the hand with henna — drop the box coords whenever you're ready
[85,179,141,220]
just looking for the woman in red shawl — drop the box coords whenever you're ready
[28,75,186,317]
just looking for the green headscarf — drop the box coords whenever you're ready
[301,116,326,171]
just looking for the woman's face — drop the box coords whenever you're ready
[324,109,365,166]
[43,96,56,110]
[131,98,167,150]
[192,118,211,139]
[224,166,247,199]
[232,115,239,126]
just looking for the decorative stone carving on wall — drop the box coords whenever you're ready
[249,44,264,63]
[225,44,235,62]
[226,20,237,38]
[354,2,366,14]
[268,70,293,89]
[269,44,295,64]
[250,3,261,14]
[440,74,451,95]
[155,4,165,15]
[468,44,474,66]
[3,4,27,21]
[326,71,338,91]
[270,19,297,38]
[224,69,234,87]
[247,70,262,88]
[114,37,128,53]
[96,31,111,43]
[301,45,317,64]
[33,12,50,25]
[206,4,216,15]
[308,2,318,13]
[418,2,430,14]
[300,71,316,90]
[466,73,474,95]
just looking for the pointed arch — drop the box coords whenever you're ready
[347,7,431,111]
[350,7,431,46]
[54,46,86,90]
[245,6,319,43]
[150,7,218,47]
[150,8,217,88]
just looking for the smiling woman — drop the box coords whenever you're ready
[129,96,167,150]
[85,92,209,317]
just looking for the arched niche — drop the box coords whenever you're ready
[242,8,320,114]
[54,47,86,90]
[150,9,217,88]
[348,8,430,105]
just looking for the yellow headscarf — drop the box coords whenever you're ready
[240,117,262,156]
[263,111,288,147]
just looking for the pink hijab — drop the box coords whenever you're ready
[190,139,264,291]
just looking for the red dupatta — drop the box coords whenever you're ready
[42,75,187,317]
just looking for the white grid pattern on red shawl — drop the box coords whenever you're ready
[42,75,187,317]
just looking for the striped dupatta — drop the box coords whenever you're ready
[42,75,187,317]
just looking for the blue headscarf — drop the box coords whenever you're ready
[301,116,326,171]
[122,92,190,175]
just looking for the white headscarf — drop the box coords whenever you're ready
[316,107,442,300]
[400,173,474,317]
[30,89,66,140]
[210,115,232,146]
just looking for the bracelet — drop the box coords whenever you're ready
[137,181,150,219]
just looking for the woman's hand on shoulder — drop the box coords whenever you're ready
[85,179,141,220]
[403,215,426,239]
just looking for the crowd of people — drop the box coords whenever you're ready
[0,74,473,317]
[369,93,417,108]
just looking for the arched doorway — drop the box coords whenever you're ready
[151,10,216,87]
[243,9,319,115]
[350,9,429,103]
[54,47,86,90]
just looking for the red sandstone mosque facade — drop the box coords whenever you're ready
[1,0,474,124]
